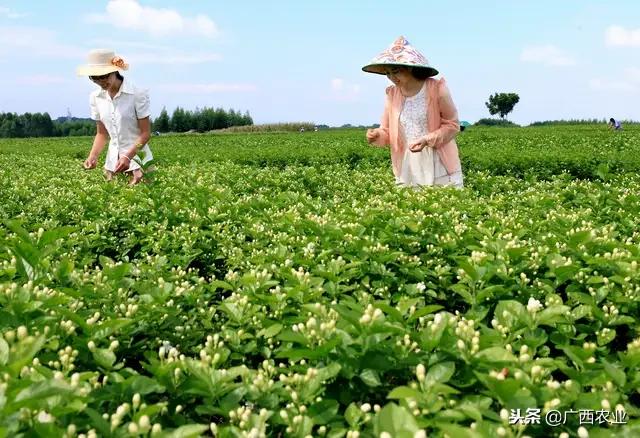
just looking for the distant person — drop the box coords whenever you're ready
[608,118,622,131]
[363,36,463,188]
[77,49,154,185]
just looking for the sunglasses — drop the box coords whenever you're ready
[89,73,111,82]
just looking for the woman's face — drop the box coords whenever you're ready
[89,72,117,90]
[384,66,413,87]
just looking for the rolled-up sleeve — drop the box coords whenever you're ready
[89,93,100,121]
[134,89,151,119]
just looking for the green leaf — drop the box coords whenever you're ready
[436,423,484,438]
[450,284,473,304]
[14,380,75,408]
[359,369,382,387]
[571,305,592,321]
[603,360,626,387]
[409,305,444,322]
[92,348,116,370]
[374,303,403,323]
[425,362,456,385]
[475,347,517,363]
[8,335,45,374]
[494,300,529,329]
[308,399,339,425]
[91,318,133,340]
[277,330,308,345]
[163,424,209,438]
[536,305,570,326]
[345,402,361,428]
[128,376,166,395]
[0,339,8,366]
[597,328,616,346]
[315,362,342,382]
[387,386,422,400]
[373,403,420,437]
[257,323,283,339]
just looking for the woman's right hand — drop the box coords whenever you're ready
[366,128,380,144]
[83,156,97,169]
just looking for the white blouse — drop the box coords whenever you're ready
[397,82,463,188]
[90,78,153,172]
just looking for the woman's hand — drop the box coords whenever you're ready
[83,156,97,169]
[409,136,431,153]
[114,155,132,173]
[366,128,380,144]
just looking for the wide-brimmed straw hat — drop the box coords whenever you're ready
[362,36,438,77]
[76,49,129,76]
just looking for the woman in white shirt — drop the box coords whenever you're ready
[77,49,154,185]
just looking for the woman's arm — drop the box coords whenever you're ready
[368,86,392,147]
[114,117,151,173]
[84,121,109,169]
[124,117,151,159]
[425,78,460,148]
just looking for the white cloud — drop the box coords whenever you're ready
[588,78,637,92]
[328,78,361,102]
[85,40,222,66]
[520,45,576,66]
[87,0,219,38]
[16,75,67,85]
[0,26,84,59]
[626,67,640,82]
[157,83,257,93]
[130,52,221,65]
[0,7,26,19]
[605,25,640,47]
[589,68,640,92]
[331,78,344,90]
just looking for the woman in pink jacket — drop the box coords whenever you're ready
[364,36,463,188]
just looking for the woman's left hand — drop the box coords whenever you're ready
[409,136,430,152]
[114,155,132,173]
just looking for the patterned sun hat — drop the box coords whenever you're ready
[362,36,438,77]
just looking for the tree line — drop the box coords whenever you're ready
[152,107,253,133]
[0,112,58,138]
[0,107,253,138]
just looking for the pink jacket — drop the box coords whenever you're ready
[372,77,462,176]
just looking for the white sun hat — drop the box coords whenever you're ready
[76,48,129,76]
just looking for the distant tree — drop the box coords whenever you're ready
[170,107,189,132]
[242,110,253,126]
[485,93,520,119]
[212,108,229,130]
[154,107,170,132]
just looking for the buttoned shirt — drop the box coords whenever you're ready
[90,78,153,172]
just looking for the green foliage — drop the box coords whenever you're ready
[169,106,253,133]
[485,92,520,119]
[153,107,170,133]
[0,112,55,138]
[474,118,519,127]
[212,122,316,133]
[0,127,639,436]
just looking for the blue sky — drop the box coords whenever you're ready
[0,0,638,126]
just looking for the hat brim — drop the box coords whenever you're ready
[76,65,123,77]
[362,63,439,77]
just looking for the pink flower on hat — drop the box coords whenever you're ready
[111,56,129,70]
